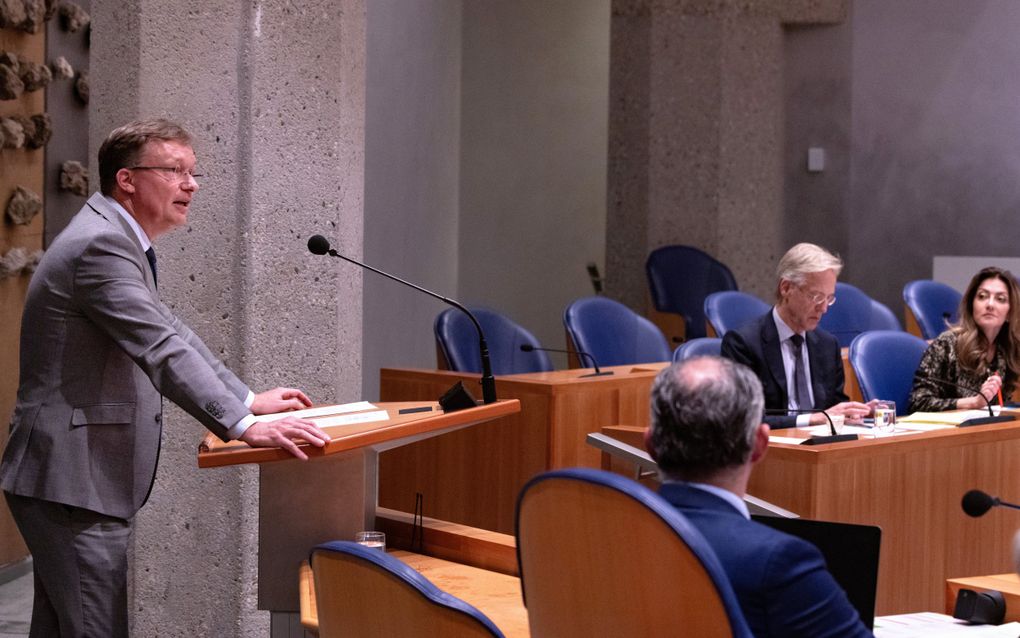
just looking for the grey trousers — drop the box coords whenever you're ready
[4,492,132,638]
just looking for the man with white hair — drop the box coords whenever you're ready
[721,242,870,428]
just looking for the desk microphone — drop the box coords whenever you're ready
[519,344,613,377]
[307,234,497,404]
[913,375,1012,426]
[764,409,858,445]
[962,489,1020,517]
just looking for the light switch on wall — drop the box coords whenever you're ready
[807,147,825,173]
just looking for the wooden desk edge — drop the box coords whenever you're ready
[196,400,521,468]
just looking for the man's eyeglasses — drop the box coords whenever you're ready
[130,166,203,183]
[800,286,836,307]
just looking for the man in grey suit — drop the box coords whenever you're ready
[0,118,332,637]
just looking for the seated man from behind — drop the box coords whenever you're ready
[646,356,871,638]
[721,242,870,428]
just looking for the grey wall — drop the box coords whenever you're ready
[848,0,1020,311]
[363,0,610,389]
[363,0,462,400]
[458,1,610,364]
[784,0,1020,313]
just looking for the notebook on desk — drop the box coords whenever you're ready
[751,515,882,630]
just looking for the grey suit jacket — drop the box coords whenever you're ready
[0,193,251,519]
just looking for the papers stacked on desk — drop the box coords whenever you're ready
[251,401,389,428]
[875,611,1020,636]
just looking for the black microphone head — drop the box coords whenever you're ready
[308,235,331,255]
[962,489,997,517]
[520,344,535,352]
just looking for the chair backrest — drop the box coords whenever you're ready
[435,307,553,375]
[703,291,770,336]
[848,331,928,415]
[515,468,752,638]
[673,337,722,362]
[563,296,671,367]
[819,282,901,347]
[646,245,738,339]
[903,280,961,340]
[311,541,505,638]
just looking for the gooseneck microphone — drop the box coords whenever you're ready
[519,344,613,377]
[914,375,1012,426]
[307,234,496,405]
[764,408,858,445]
[962,489,1020,517]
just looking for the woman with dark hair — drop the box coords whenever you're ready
[909,267,1020,412]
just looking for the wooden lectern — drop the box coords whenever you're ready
[197,399,519,613]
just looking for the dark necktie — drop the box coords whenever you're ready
[790,334,810,410]
[145,247,158,287]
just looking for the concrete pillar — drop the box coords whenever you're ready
[606,0,847,306]
[91,1,365,634]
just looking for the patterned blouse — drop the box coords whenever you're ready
[908,331,1016,412]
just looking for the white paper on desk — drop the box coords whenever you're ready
[896,422,955,431]
[874,611,1020,636]
[313,410,389,428]
[251,401,377,423]
[898,410,990,426]
[768,435,805,445]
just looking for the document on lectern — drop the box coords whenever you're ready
[251,401,388,428]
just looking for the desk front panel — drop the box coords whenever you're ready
[750,421,1020,615]
[378,366,663,534]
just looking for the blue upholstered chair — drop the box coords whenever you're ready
[309,540,505,638]
[848,331,928,415]
[515,468,752,638]
[704,291,771,337]
[672,337,723,362]
[563,296,671,367]
[646,245,738,341]
[435,307,553,375]
[819,283,902,348]
[903,280,961,340]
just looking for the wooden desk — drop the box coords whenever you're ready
[300,550,529,637]
[749,417,1020,615]
[197,400,519,612]
[946,573,1020,623]
[378,364,668,534]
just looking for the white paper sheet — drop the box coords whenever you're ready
[251,401,377,423]
[875,611,1020,636]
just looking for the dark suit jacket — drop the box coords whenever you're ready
[659,484,871,638]
[0,193,251,519]
[721,310,848,429]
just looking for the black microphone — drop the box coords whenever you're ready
[519,344,613,378]
[764,409,858,445]
[586,262,604,295]
[962,489,1020,517]
[914,375,1012,427]
[307,234,496,405]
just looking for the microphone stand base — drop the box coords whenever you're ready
[959,415,1014,427]
[579,371,615,378]
[800,433,858,446]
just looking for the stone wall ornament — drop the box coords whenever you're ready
[19,57,52,91]
[74,70,88,104]
[25,249,43,273]
[26,113,50,148]
[0,63,24,100]
[5,186,42,225]
[50,55,73,80]
[0,0,28,31]
[60,160,89,196]
[0,247,29,279]
[0,116,25,149]
[19,0,45,33]
[58,1,89,33]
[0,0,51,33]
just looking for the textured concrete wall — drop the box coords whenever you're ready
[91,1,364,635]
[459,0,610,361]
[607,0,846,308]
[362,0,462,400]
